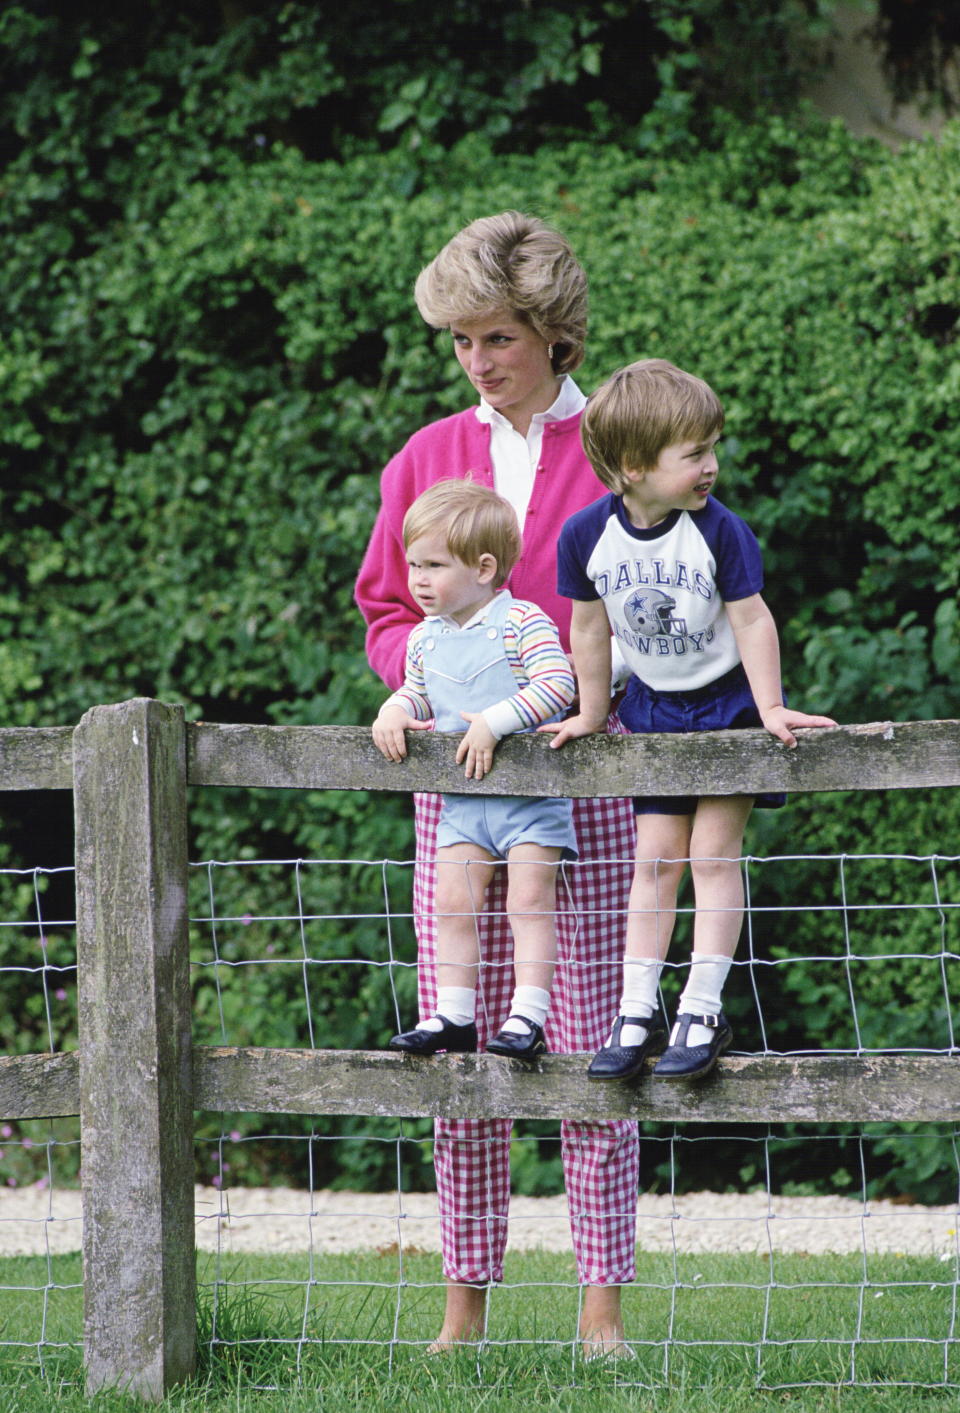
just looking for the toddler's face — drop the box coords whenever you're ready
[406,532,494,625]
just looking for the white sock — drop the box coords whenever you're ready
[417,986,476,1031]
[614,958,663,1046]
[674,953,733,1047]
[501,985,550,1035]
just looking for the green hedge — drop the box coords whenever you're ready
[8,121,958,733]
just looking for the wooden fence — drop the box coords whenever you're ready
[0,698,958,1400]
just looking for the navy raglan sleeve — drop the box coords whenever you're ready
[710,506,765,602]
[557,503,603,602]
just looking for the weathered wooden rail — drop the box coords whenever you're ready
[0,700,958,1400]
[7,1046,958,1126]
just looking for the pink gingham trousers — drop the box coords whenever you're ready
[412,748,638,1287]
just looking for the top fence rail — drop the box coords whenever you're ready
[1,716,958,796]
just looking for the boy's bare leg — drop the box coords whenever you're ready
[427,1280,487,1354]
[687,795,754,956]
[505,844,562,992]
[435,844,495,991]
[652,795,755,1072]
[580,1283,630,1358]
[624,813,692,961]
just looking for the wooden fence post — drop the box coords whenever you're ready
[74,699,195,1399]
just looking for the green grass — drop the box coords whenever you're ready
[0,1250,958,1411]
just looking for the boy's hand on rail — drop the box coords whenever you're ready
[457,712,498,780]
[760,705,838,750]
[540,712,608,750]
[372,706,430,762]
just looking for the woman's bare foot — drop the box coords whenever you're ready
[579,1283,633,1361]
[426,1280,487,1355]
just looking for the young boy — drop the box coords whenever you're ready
[547,360,835,1080]
[372,479,577,1060]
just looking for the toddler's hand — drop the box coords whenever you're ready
[761,705,837,749]
[457,712,498,780]
[541,712,608,749]
[372,706,429,762]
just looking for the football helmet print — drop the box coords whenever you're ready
[624,587,682,637]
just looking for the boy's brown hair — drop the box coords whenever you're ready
[582,358,725,493]
[402,479,522,588]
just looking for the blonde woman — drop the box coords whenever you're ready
[356,212,637,1360]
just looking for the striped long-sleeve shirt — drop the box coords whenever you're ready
[382,595,576,741]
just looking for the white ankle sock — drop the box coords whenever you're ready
[417,986,476,1031]
[500,985,550,1035]
[674,953,733,1047]
[613,958,662,1046]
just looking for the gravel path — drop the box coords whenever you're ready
[2,1186,959,1259]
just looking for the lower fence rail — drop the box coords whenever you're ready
[3,1047,959,1126]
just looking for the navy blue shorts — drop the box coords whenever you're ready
[619,664,787,816]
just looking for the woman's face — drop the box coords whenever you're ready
[450,311,558,434]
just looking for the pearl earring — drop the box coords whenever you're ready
[547,343,554,361]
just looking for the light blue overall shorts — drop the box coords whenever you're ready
[422,592,577,860]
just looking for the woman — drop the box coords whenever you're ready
[356,211,638,1359]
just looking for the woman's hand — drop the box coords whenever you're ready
[372,705,430,762]
[540,712,608,749]
[457,712,498,779]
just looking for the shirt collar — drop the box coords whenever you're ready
[475,374,586,428]
[424,597,498,633]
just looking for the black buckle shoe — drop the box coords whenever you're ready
[388,1016,477,1055]
[652,1011,732,1079]
[587,1013,667,1080]
[486,1019,547,1059]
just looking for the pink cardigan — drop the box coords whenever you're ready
[356,406,604,690]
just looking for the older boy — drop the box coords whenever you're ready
[547,360,835,1080]
[373,479,577,1059]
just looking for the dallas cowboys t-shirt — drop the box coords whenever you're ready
[557,492,764,693]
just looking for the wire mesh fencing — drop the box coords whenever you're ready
[1,849,959,1389]
[183,848,960,1388]
[0,865,81,1382]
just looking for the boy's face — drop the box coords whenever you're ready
[623,434,720,528]
[406,532,497,625]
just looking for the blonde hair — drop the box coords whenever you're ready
[414,211,588,374]
[582,359,725,494]
[402,480,522,587]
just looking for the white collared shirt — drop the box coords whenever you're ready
[475,376,586,532]
[427,600,492,634]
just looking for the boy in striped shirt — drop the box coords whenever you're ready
[372,479,577,1060]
